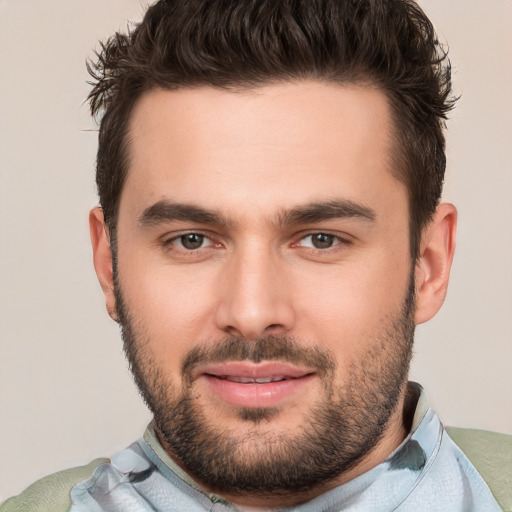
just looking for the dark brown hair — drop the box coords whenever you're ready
[87,0,455,257]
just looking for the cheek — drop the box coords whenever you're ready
[117,254,220,363]
[293,255,410,356]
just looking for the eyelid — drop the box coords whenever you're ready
[160,229,352,254]
[162,230,220,251]
[292,231,353,248]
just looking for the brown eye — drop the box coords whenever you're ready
[179,233,205,250]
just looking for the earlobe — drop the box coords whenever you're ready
[89,207,119,322]
[414,203,457,325]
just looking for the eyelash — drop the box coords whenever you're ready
[163,232,218,253]
[163,231,352,257]
[295,233,348,251]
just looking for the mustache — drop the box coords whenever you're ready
[181,335,336,379]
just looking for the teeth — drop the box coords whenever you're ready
[223,376,287,383]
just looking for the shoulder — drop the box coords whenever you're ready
[446,426,512,469]
[0,458,108,512]
[445,427,512,512]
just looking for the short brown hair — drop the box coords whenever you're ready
[88,0,455,257]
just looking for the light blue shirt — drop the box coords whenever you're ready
[68,385,501,511]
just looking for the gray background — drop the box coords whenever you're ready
[1,0,511,499]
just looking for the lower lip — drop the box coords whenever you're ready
[200,374,315,408]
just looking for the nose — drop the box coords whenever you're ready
[214,245,296,340]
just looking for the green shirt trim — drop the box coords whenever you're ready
[0,458,108,512]
[447,427,512,512]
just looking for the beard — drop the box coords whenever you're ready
[114,276,416,497]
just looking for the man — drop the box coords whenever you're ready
[2,0,510,510]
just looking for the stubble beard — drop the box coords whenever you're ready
[114,277,415,497]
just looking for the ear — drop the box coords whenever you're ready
[414,203,457,325]
[89,207,119,322]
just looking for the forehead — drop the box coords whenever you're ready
[121,81,404,222]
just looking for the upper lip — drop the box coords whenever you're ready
[196,361,315,381]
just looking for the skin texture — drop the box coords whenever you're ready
[90,81,457,508]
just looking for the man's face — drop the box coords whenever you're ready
[112,82,415,502]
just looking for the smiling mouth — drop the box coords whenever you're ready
[207,375,305,384]
[197,362,317,408]
[199,362,315,385]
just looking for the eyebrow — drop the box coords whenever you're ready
[138,198,376,228]
[138,201,230,227]
[276,200,376,225]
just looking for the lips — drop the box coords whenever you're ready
[219,375,289,383]
[196,362,316,408]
